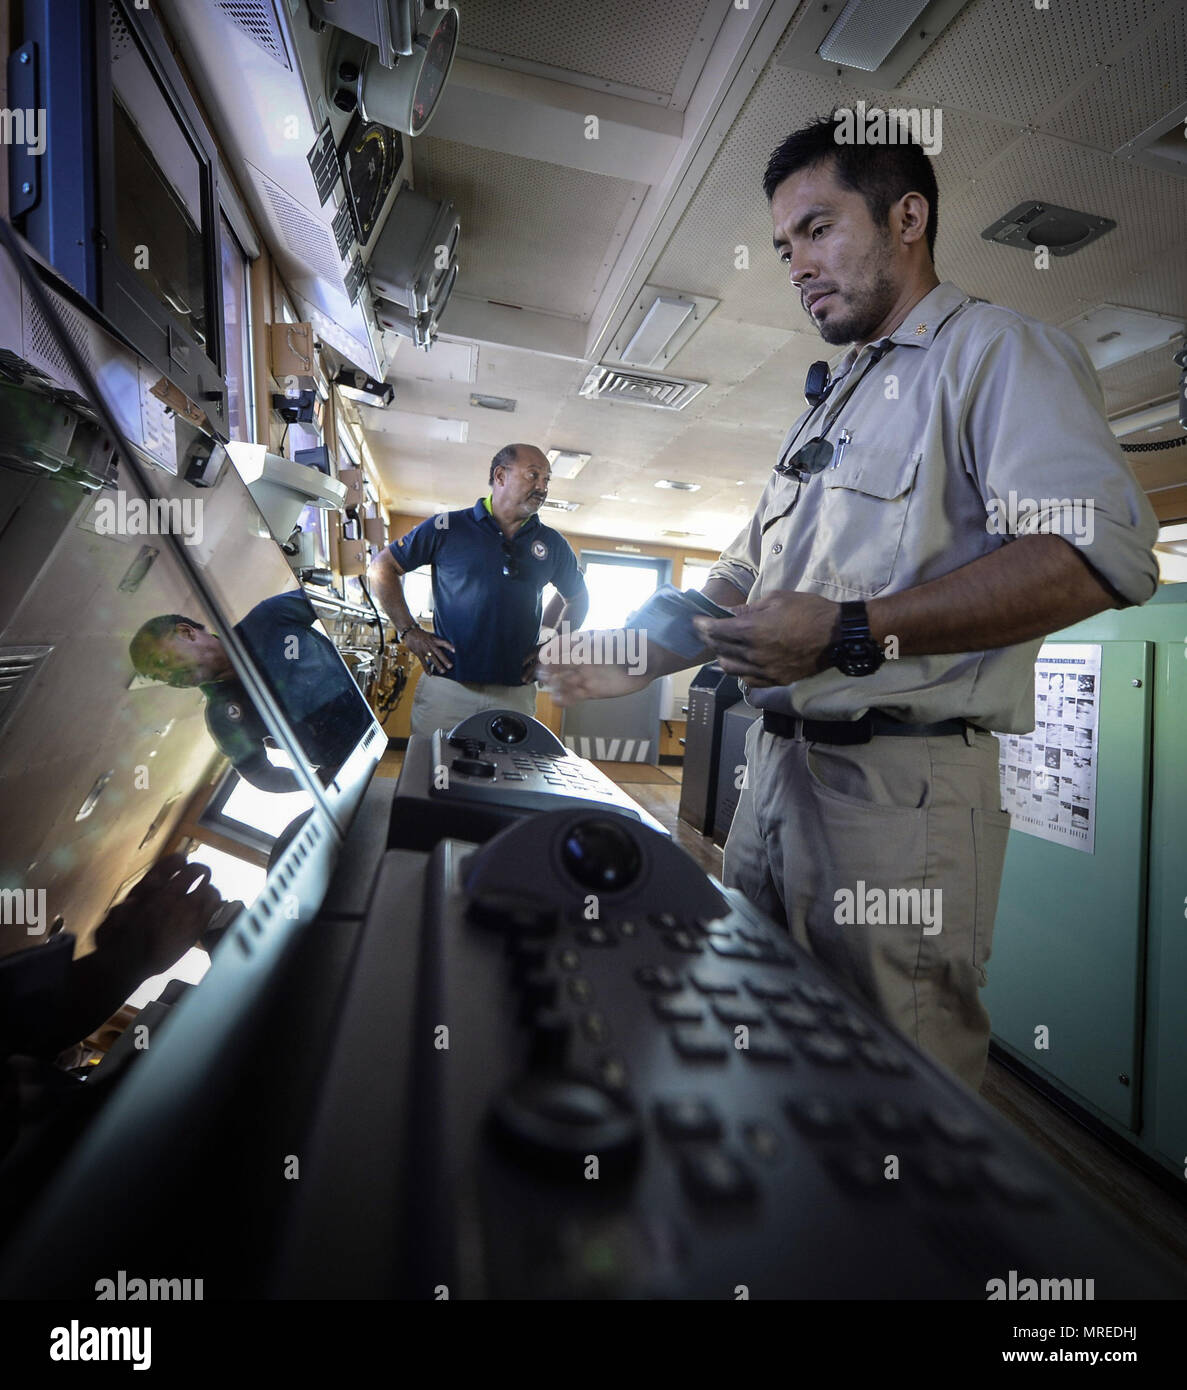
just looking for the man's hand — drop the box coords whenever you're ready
[403,625,456,676]
[521,640,547,684]
[96,853,222,977]
[693,591,837,687]
[536,629,655,707]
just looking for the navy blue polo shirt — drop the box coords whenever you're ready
[390,498,584,685]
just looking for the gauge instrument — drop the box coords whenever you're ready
[339,115,404,246]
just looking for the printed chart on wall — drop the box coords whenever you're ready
[996,643,1101,854]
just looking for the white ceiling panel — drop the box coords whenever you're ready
[936,135,1187,326]
[416,137,646,319]
[694,332,837,431]
[473,344,590,395]
[1043,2,1187,152]
[455,0,717,97]
[648,419,791,481]
[898,0,1166,125]
[662,315,795,388]
[1099,340,1185,415]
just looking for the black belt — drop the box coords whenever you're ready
[762,709,972,745]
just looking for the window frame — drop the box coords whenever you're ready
[219,211,256,443]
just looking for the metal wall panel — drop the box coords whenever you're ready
[986,639,1153,1128]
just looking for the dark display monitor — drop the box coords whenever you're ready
[12,0,228,430]
[0,217,383,1287]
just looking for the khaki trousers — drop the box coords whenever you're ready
[409,673,538,738]
[723,720,1011,1091]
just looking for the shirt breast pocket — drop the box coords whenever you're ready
[802,450,922,597]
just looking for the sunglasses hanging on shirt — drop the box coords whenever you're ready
[778,296,982,481]
[776,341,894,481]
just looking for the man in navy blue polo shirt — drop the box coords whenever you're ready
[369,443,589,736]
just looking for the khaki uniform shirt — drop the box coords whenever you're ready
[707,281,1159,732]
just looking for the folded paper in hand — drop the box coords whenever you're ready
[624,584,733,661]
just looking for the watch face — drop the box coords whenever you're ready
[837,638,884,676]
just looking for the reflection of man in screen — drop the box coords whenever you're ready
[130,594,367,792]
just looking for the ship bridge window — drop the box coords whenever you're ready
[220,214,255,442]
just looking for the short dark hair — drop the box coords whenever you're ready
[129,614,205,676]
[489,444,519,486]
[762,112,938,261]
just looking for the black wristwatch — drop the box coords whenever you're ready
[821,601,885,677]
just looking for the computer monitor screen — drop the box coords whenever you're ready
[121,443,380,799]
[0,220,380,1258]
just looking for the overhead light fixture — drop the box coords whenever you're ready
[334,367,395,407]
[1060,306,1184,372]
[470,393,516,412]
[818,0,931,70]
[621,296,695,367]
[778,1,971,88]
[545,449,591,480]
[612,288,717,369]
[1109,399,1182,438]
[655,479,700,492]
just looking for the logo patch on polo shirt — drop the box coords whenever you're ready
[226,702,242,721]
[531,540,548,560]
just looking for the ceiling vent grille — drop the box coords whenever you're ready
[212,0,292,69]
[580,366,706,411]
[0,645,54,734]
[540,498,580,512]
[21,284,95,392]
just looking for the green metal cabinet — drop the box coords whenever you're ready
[985,584,1187,1177]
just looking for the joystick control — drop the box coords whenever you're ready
[490,1074,641,1175]
[451,756,497,779]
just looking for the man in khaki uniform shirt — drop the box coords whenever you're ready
[542,114,1158,1090]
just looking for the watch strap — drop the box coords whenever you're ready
[822,600,885,676]
[836,600,873,642]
